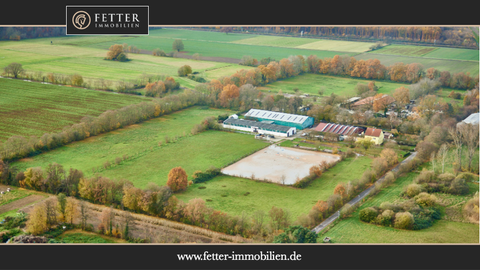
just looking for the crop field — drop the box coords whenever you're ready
[176,155,373,219]
[355,53,479,74]
[423,47,479,61]
[257,73,409,97]
[0,78,147,141]
[232,36,375,53]
[11,107,270,188]
[81,29,356,60]
[295,40,375,53]
[370,44,479,61]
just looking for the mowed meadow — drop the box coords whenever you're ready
[176,155,373,219]
[0,78,147,141]
[12,107,267,187]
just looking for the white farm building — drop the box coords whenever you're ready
[223,118,296,137]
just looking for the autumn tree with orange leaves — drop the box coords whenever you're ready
[373,94,391,116]
[219,84,240,107]
[393,86,410,111]
[167,167,188,192]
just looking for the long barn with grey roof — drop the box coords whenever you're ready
[244,109,314,130]
[223,118,296,137]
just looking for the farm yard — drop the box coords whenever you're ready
[0,78,147,141]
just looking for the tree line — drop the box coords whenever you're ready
[0,27,65,41]
[0,90,201,162]
[210,26,478,48]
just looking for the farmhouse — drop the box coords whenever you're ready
[314,122,364,136]
[364,127,384,145]
[223,118,296,137]
[244,109,314,130]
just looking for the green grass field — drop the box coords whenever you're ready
[355,53,479,74]
[0,37,247,88]
[368,44,438,56]
[56,230,126,243]
[323,151,480,243]
[11,107,270,189]
[257,73,409,97]
[323,171,479,243]
[0,78,148,141]
[176,155,373,219]
[368,44,479,61]
[81,29,357,60]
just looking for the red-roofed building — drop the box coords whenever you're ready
[314,122,363,136]
[364,127,384,145]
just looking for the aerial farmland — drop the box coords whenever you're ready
[0,26,478,244]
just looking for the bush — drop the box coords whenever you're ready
[379,202,403,212]
[412,207,441,230]
[359,207,378,223]
[178,65,193,77]
[192,167,221,184]
[455,172,477,182]
[394,212,414,230]
[273,225,317,243]
[406,183,423,197]
[117,52,127,62]
[414,169,436,184]
[463,193,479,223]
[152,48,166,56]
[371,157,388,178]
[414,192,437,207]
[437,173,455,184]
[448,178,470,195]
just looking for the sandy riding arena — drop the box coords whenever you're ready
[221,145,341,185]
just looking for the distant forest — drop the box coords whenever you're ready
[0,27,65,40]
[208,26,479,49]
[1,26,478,49]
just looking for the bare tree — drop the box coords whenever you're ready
[79,200,89,230]
[251,210,266,235]
[438,144,449,174]
[448,127,463,173]
[120,211,136,240]
[4,62,24,78]
[430,152,436,173]
[280,174,286,185]
[459,124,479,172]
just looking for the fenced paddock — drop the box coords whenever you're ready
[221,145,341,185]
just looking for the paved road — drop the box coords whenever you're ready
[312,152,417,234]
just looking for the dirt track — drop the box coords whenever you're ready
[0,195,47,214]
